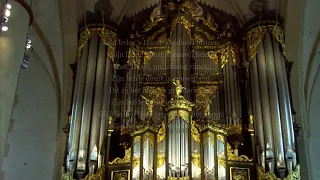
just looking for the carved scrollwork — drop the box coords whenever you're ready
[157,153,165,168]
[143,86,166,108]
[61,167,75,180]
[84,166,106,180]
[128,45,142,69]
[207,43,239,68]
[191,120,200,142]
[109,148,131,164]
[192,153,201,167]
[143,51,155,64]
[227,143,252,162]
[77,28,117,61]
[157,121,166,142]
[195,13,218,32]
[143,132,155,148]
[195,86,218,110]
[231,168,249,180]
[268,25,287,59]
[203,131,215,147]
[246,26,268,61]
[170,16,193,39]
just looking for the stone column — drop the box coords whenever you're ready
[0,0,32,165]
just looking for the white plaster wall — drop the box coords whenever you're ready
[308,72,320,179]
[1,52,58,180]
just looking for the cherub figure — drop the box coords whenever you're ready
[141,95,154,117]
[204,99,212,117]
[172,79,185,97]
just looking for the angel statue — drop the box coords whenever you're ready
[204,99,212,117]
[172,79,185,97]
[141,95,154,117]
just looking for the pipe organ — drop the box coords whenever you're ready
[62,0,301,179]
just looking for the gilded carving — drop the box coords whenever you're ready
[231,168,250,180]
[77,27,117,61]
[109,148,131,164]
[226,124,243,136]
[157,153,165,168]
[128,45,142,69]
[268,25,287,59]
[132,157,140,169]
[191,120,200,142]
[203,131,215,147]
[170,16,193,39]
[207,43,239,68]
[157,121,166,142]
[143,132,155,148]
[195,27,215,40]
[195,13,218,32]
[195,86,218,111]
[192,153,201,167]
[218,156,226,168]
[147,27,166,41]
[84,166,106,180]
[143,51,155,64]
[143,5,164,32]
[227,143,252,162]
[111,170,130,180]
[246,26,268,61]
[143,86,166,108]
[256,164,300,180]
[61,167,74,180]
[133,136,141,146]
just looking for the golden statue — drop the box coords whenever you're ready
[141,95,154,117]
[204,99,212,117]
[172,79,185,97]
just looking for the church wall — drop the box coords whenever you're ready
[1,50,58,180]
[286,0,320,179]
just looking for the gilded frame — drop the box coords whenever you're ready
[229,167,250,180]
[111,170,131,180]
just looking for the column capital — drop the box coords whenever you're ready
[15,0,33,26]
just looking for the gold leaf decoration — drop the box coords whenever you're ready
[143,51,155,65]
[128,45,142,69]
[227,143,252,162]
[195,86,218,110]
[231,168,249,180]
[109,148,131,164]
[157,153,165,168]
[143,86,166,108]
[84,166,106,180]
[203,131,215,147]
[192,153,201,167]
[143,132,155,148]
[61,167,75,180]
[268,25,287,59]
[157,121,166,142]
[191,120,200,142]
[246,26,268,61]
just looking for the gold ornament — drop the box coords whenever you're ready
[226,124,243,136]
[143,51,155,64]
[268,25,287,59]
[143,132,155,148]
[157,121,166,142]
[227,143,252,162]
[61,167,74,180]
[202,131,215,147]
[195,13,218,32]
[246,26,268,61]
[128,45,142,69]
[191,120,200,142]
[192,153,201,167]
[109,148,131,164]
[84,166,106,180]
[141,95,154,117]
[157,153,165,168]
[231,168,249,180]
[143,86,166,108]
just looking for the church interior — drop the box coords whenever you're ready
[0,0,319,180]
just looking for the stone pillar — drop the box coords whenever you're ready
[0,0,32,165]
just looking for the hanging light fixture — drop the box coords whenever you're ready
[1,1,11,32]
[21,37,32,69]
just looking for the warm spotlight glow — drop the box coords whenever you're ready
[2,26,8,31]
[5,9,10,17]
[6,4,11,9]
